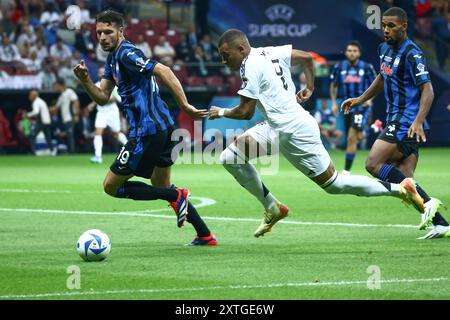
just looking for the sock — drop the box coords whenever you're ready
[94,135,103,158]
[117,132,128,145]
[378,164,448,226]
[186,203,211,237]
[170,184,211,237]
[377,164,405,183]
[322,170,400,197]
[115,181,178,202]
[220,145,277,210]
[345,153,356,171]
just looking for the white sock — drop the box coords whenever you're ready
[93,135,103,158]
[322,171,400,197]
[220,145,277,210]
[117,132,128,145]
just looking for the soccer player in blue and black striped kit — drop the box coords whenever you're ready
[74,9,217,246]
[330,41,377,174]
[342,7,447,239]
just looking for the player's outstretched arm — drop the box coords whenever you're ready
[208,95,257,120]
[291,50,314,103]
[152,63,208,119]
[341,74,383,114]
[408,82,434,143]
[73,60,114,106]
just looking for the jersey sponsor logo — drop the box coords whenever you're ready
[343,75,362,84]
[380,62,393,76]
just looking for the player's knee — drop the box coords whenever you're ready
[220,146,240,166]
[347,134,357,145]
[365,158,379,176]
[103,179,118,197]
[219,148,231,165]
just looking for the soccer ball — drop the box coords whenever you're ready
[76,229,111,262]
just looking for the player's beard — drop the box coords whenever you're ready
[102,32,119,52]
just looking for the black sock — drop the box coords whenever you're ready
[377,164,405,183]
[170,184,211,237]
[115,181,178,202]
[378,164,448,226]
[186,202,211,237]
[345,153,355,171]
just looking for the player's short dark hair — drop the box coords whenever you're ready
[55,78,65,87]
[345,40,362,52]
[383,6,408,23]
[218,29,249,48]
[95,9,125,28]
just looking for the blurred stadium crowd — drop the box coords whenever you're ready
[0,0,448,154]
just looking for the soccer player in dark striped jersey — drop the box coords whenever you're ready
[342,7,447,239]
[74,10,217,246]
[330,41,377,174]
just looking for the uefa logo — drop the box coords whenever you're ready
[265,4,295,22]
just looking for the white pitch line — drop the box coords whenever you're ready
[0,189,98,194]
[0,196,215,215]
[0,277,446,299]
[0,207,419,229]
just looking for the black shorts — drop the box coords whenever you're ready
[344,108,370,133]
[110,127,177,178]
[377,122,421,158]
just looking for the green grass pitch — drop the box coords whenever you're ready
[0,148,449,300]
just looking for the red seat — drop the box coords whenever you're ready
[0,110,18,147]
[148,18,168,33]
[165,30,182,46]
[226,76,242,95]
[172,64,189,85]
[415,17,432,38]
[186,76,205,86]
[205,76,224,87]
[0,65,15,75]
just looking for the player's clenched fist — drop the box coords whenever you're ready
[296,87,313,104]
[73,60,89,82]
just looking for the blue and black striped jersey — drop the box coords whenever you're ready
[330,59,377,111]
[378,39,431,131]
[103,40,174,138]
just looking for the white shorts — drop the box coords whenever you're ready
[95,106,121,133]
[246,116,331,178]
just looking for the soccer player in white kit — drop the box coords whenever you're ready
[88,67,128,163]
[208,29,426,238]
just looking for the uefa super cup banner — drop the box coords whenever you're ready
[208,0,363,54]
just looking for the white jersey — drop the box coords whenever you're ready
[28,97,51,125]
[94,81,121,132]
[95,81,121,112]
[238,45,310,133]
[56,88,78,123]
